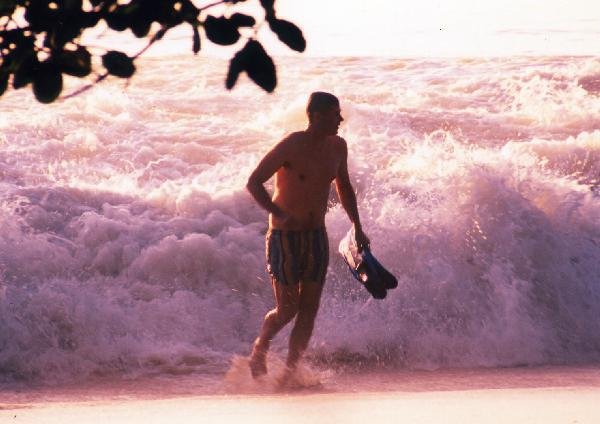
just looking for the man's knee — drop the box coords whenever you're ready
[276,303,299,323]
[297,299,320,321]
[298,287,321,316]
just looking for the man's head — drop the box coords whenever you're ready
[306,91,343,136]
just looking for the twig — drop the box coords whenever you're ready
[61,72,109,100]
[59,0,239,101]
[61,24,169,100]
[131,25,170,59]
[197,0,226,12]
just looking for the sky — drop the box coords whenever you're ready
[86,0,600,57]
[273,0,600,57]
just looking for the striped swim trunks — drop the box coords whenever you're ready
[266,227,329,285]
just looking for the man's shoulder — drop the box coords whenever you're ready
[270,132,301,153]
[276,131,304,147]
[330,135,347,145]
[286,131,306,142]
[328,135,347,152]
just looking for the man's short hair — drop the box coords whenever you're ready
[306,92,339,121]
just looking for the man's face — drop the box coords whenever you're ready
[315,105,343,136]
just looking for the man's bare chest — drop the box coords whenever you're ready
[282,150,338,184]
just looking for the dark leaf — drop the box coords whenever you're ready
[245,40,276,92]
[226,49,244,90]
[62,0,83,11]
[259,0,275,17]
[0,0,16,16]
[45,20,83,50]
[230,13,255,28]
[104,7,130,32]
[13,53,38,89]
[268,18,305,52]
[204,15,240,46]
[59,47,92,77]
[104,4,142,31]
[152,1,183,26]
[192,25,200,54]
[226,40,276,92]
[0,71,8,97]
[24,3,59,33]
[102,50,135,78]
[260,0,275,8]
[130,16,152,37]
[80,11,101,28]
[33,61,63,103]
[179,0,199,23]
[0,28,33,50]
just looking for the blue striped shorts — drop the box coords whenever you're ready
[266,227,329,285]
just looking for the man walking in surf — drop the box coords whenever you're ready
[246,91,369,379]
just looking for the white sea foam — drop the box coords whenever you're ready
[0,55,600,384]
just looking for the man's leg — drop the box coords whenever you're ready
[249,278,299,377]
[286,280,324,369]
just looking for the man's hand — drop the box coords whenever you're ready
[355,226,370,252]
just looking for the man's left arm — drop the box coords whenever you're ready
[335,139,370,250]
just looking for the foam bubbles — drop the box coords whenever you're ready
[0,56,599,384]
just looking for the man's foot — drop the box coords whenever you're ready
[275,366,295,389]
[248,339,268,378]
[276,364,323,391]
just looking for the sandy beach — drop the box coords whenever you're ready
[3,387,600,424]
[2,365,600,424]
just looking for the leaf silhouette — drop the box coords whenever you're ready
[179,0,200,23]
[204,16,240,46]
[33,61,63,103]
[60,47,92,77]
[13,54,38,89]
[260,0,275,17]
[226,40,276,92]
[1,0,306,103]
[0,71,8,97]
[193,25,201,54]
[268,18,306,52]
[226,52,244,90]
[130,16,152,38]
[230,13,256,28]
[0,0,16,16]
[102,51,135,78]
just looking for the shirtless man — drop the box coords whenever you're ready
[246,92,369,378]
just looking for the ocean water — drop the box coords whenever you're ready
[1,54,600,386]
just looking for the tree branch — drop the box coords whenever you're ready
[197,1,227,12]
[61,72,109,100]
[132,25,170,59]
[61,24,170,100]
[3,0,306,102]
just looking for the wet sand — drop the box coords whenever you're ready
[2,366,600,424]
[3,388,600,424]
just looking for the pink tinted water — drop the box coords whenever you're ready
[0,55,599,388]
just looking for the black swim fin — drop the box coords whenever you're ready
[356,259,387,299]
[363,249,398,290]
[339,230,398,300]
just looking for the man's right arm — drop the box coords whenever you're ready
[246,140,288,219]
[335,138,370,250]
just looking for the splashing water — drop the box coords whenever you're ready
[1,55,600,384]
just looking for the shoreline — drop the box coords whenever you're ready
[3,386,600,424]
[2,364,600,404]
[2,365,600,423]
